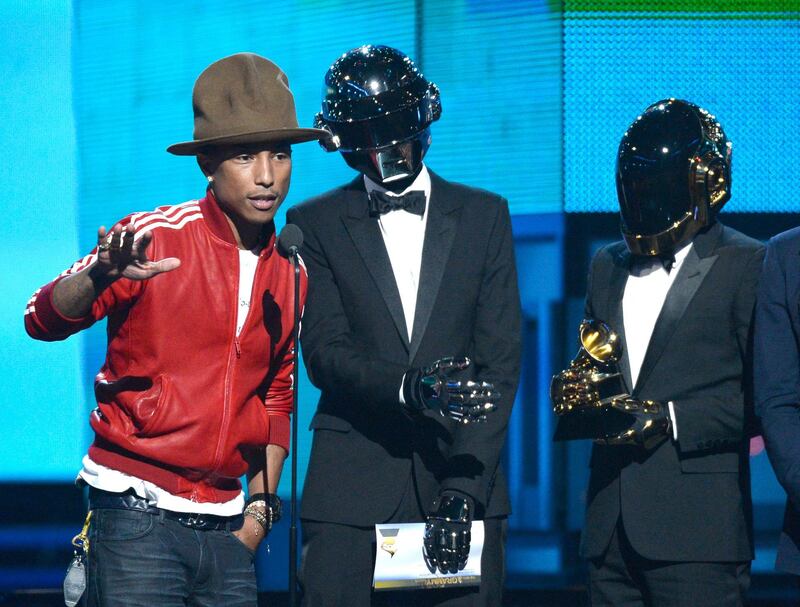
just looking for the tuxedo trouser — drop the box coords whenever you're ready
[299,474,506,607]
[588,519,750,607]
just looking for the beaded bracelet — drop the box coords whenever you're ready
[243,500,271,534]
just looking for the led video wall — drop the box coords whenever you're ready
[9,0,799,497]
[564,1,800,212]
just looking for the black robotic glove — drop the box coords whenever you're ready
[403,357,498,424]
[423,492,473,575]
[599,398,672,449]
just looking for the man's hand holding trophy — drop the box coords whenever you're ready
[551,319,671,449]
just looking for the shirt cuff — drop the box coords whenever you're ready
[399,373,407,404]
[667,401,678,441]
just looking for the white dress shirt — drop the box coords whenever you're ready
[363,166,431,403]
[622,242,693,440]
[363,166,431,342]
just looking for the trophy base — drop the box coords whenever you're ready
[552,405,635,441]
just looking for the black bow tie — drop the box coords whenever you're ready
[632,253,676,273]
[658,253,676,273]
[368,190,426,218]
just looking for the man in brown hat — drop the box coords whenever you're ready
[25,53,327,606]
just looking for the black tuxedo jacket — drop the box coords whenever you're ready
[286,171,521,525]
[580,221,763,563]
[754,227,800,574]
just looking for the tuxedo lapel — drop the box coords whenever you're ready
[408,172,460,364]
[606,248,633,392]
[340,183,410,349]
[633,223,722,393]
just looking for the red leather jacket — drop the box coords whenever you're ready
[25,192,306,503]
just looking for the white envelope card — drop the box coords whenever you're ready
[373,521,484,591]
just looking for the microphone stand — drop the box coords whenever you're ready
[288,245,300,607]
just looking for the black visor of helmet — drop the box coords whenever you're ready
[318,98,436,152]
[617,151,696,236]
[616,103,704,237]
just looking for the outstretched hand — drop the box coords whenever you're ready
[94,224,180,281]
[405,356,499,424]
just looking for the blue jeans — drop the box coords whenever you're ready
[85,507,257,607]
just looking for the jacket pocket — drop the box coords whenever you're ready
[679,450,739,474]
[100,374,173,436]
[126,375,172,436]
[309,412,352,433]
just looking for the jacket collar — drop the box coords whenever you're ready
[199,188,276,256]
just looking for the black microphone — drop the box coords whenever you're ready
[278,224,304,258]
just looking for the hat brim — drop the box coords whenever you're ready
[167,128,331,156]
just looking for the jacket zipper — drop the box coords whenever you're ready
[210,247,242,477]
[210,246,263,475]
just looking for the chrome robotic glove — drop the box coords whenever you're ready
[403,357,498,424]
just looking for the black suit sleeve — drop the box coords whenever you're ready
[672,246,765,451]
[287,205,408,409]
[756,240,800,506]
[440,199,522,511]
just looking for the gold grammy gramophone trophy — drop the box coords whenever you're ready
[551,319,633,441]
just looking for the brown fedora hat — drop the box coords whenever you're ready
[167,53,328,155]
